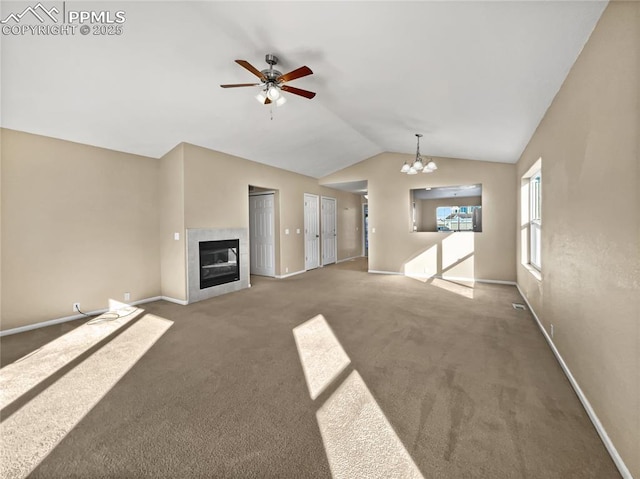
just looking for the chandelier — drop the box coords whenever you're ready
[401,134,437,175]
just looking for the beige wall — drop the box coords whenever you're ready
[516,2,639,476]
[0,134,362,330]
[159,143,186,301]
[321,154,516,281]
[1,129,161,330]
[181,143,362,277]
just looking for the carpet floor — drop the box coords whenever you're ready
[0,258,620,478]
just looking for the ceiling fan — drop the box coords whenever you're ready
[220,54,316,106]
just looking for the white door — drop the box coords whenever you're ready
[249,193,275,277]
[321,196,337,265]
[304,193,320,270]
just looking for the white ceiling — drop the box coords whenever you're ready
[1,1,607,178]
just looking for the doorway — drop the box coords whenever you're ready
[249,192,276,277]
[363,203,368,257]
[321,196,337,265]
[304,193,320,270]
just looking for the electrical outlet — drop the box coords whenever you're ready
[550,324,554,338]
[124,292,131,301]
[73,302,81,313]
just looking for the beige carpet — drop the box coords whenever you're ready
[0,258,620,478]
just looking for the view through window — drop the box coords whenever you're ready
[436,205,482,232]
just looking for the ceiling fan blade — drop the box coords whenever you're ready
[277,65,313,83]
[281,85,316,99]
[220,83,260,88]
[235,60,267,80]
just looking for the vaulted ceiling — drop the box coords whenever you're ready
[1,1,607,178]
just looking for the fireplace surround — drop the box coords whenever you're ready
[187,228,249,303]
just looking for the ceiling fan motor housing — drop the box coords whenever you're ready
[262,54,282,82]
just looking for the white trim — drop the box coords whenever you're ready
[368,270,404,275]
[0,311,105,337]
[522,263,542,282]
[515,284,632,479]
[160,296,189,306]
[438,275,516,285]
[248,190,276,197]
[130,296,162,306]
[337,256,362,263]
[0,296,165,337]
[368,270,516,285]
[275,270,306,279]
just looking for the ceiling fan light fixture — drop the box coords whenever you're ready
[255,91,267,104]
[267,84,280,100]
[275,95,287,107]
[221,55,316,108]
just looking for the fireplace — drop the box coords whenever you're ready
[199,239,240,289]
[187,228,248,303]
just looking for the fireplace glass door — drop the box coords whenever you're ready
[199,239,240,289]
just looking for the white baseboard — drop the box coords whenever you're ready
[515,284,632,479]
[337,255,362,263]
[0,295,166,337]
[132,296,163,306]
[160,296,189,306]
[1,310,106,337]
[369,270,516,285]
[368,269,403,275]
[438,275,516,285]
[275,270,305,279]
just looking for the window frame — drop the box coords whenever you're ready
[529,170,542,270]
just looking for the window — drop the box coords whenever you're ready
[529,170,541,269]
[436,205,482,232]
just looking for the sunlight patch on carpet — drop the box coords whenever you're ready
[0,314,172,479]
[0,305,143,410]
[317,371,424,479]
[293,314,350,400]
[430,278,475,299]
